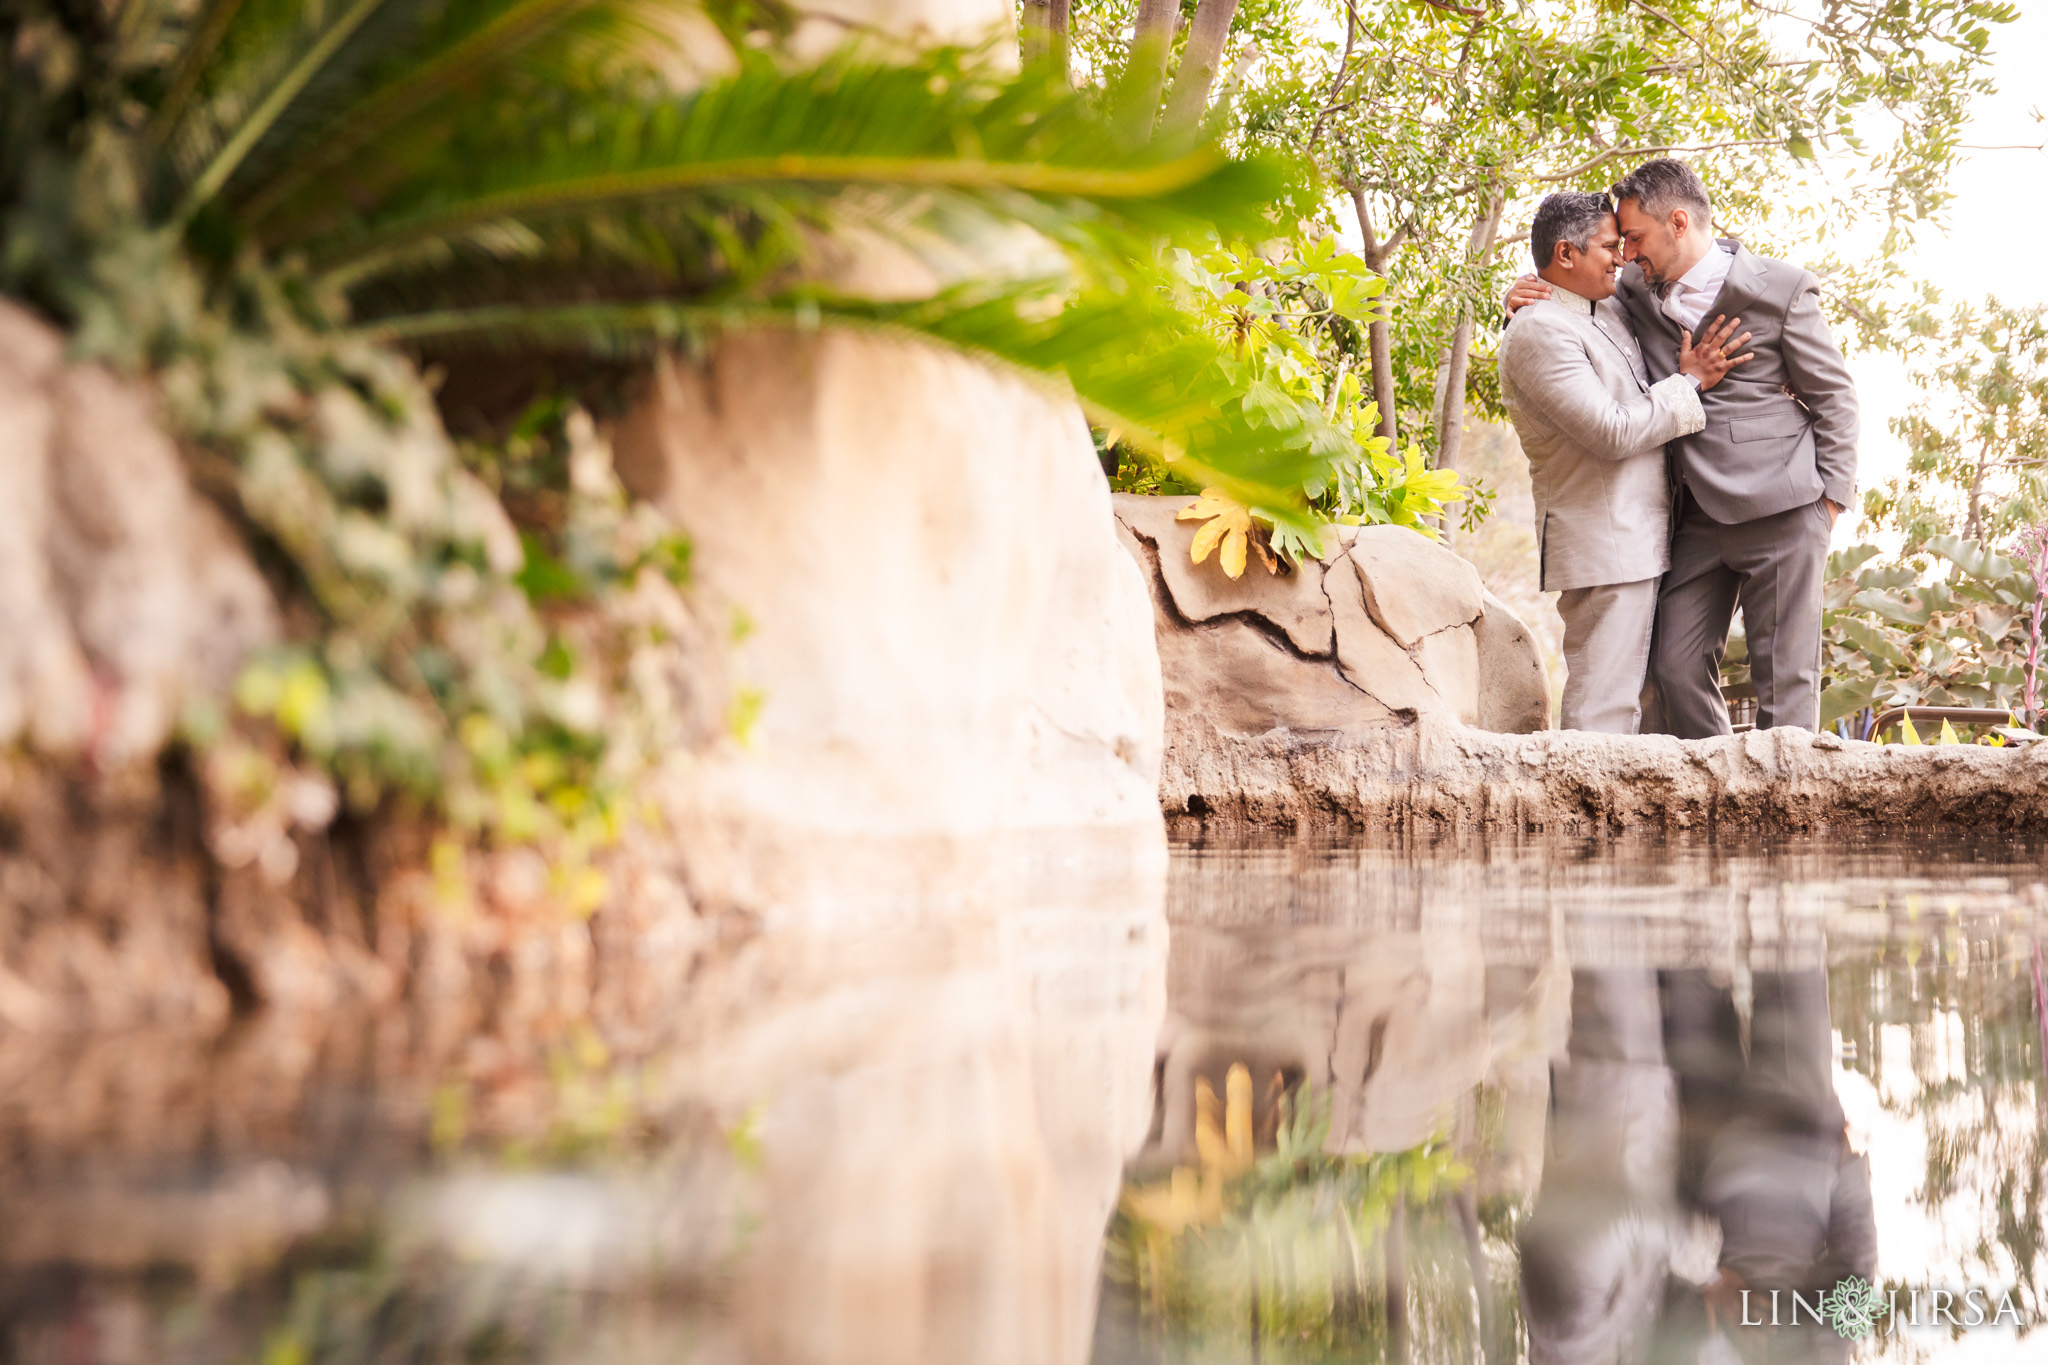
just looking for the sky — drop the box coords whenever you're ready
[1835,1,2048,546]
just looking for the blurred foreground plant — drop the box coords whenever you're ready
[0,0,1378,867]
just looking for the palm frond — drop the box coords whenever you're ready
[233,0,681,233]
[352,280,1340,543]
[291,56,1293,288]
[147,0,251,145]
[167,0,394,220]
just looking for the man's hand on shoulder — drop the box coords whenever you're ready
[1505,274,1551,316]
[1677,314,1754,392]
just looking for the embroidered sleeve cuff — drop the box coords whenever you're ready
[1652,373,1706,435]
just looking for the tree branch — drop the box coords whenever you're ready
[1308,0,1359,150]
[1535,138,1787,183]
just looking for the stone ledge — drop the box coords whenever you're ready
[1163,717,2048,832]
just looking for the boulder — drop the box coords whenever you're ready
[1111,497,1550,788]
[613,331,1168,1365]
[1474,589,1551,733]
[1348,523,1485,647]
[1113,495,1333,655]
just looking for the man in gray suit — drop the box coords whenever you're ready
[1511,159,1860,735]
[1499,192,1748,732]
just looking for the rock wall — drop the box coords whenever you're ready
[1164,716,2048,832]
[1111,495,1549,796]
[0,302,276,764]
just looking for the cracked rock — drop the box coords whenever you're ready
[1112,496,1550,800]
[1112,494,1334,655]
[1349,524,1485,647]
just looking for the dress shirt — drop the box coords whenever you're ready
[1659,243,1734,332]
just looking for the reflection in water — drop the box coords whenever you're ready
[3,834,2045,1364]
[0,832,1168,1365]
[1096,836,2048,1365]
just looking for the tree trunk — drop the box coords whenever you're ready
[1385,1195,1411,1365]
[1431,191,1505,534]
[1160,0,1242,130]
[1119,0,1180,141]
[1348,184,1399,448]
[1455,1187,1497,1363]
[1966,439,1990,540]
[1019,0,1071,75]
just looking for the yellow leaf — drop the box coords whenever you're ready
[1179,488,1252,578]
[1218,523,1247,579]
[1900,714,1922,745]
[1225,1063,1253,1169]
[1937,718,1960,746]
[1194,1076,1227,1170]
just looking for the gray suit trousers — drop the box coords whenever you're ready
[1651,493,1830,737]
[1557,578,1659,734]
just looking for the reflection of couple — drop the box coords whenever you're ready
[1498,159,1859,735]
[1520,968,1877,1365]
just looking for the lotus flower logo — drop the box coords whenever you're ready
[1822,1275,1888,1340]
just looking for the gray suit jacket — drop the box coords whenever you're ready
[1499,288,1703,591]
[1615,241,1859,524]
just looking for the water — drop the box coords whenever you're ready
[1095,834,2048,1365]
[2,834,2044,1364]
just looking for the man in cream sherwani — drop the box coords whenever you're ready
[1499,191,1749,732]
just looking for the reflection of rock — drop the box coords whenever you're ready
[0,301,276,762]
[0,831,1168,1365]
[1112,497,1549,807]
[1165,713,2048,830]
[1136,921,1566,1189]
[678,836,1166,1365]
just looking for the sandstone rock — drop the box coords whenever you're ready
[1474,589,1551,733]
[1327,565,1439,714]
[613,330,1169,1365]
[0,300,278,762]
[1112,494,1333,655]
[1113,498,1550,788]
[1416,624,1482,727]
[1163,715,2048,832]
[614,329,1164,869]
[1349,524,1485,647]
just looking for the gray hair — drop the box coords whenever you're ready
[1531,191,1614,270]
[1609,157,1712,231]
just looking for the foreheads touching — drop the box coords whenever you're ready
[1531,191,1622,300]
[1607,157,1714,286]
